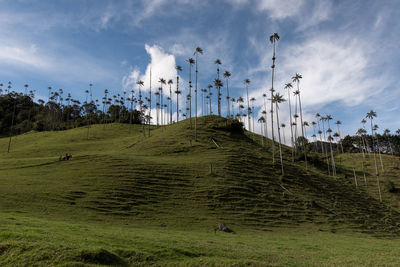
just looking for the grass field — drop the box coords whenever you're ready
[1,116,400,266]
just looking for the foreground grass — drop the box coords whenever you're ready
[1,210,400,266]
[2,118,400,265]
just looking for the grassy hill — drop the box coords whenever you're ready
[1,116,400,266]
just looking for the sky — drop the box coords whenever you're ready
[1,0,400,141]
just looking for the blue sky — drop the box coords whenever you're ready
[1,0,400,138]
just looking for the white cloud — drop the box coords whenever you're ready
[278,35,382,107]
[0,44,49,69]
[257,0,304,19]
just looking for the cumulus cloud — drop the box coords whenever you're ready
[278,35,382,107]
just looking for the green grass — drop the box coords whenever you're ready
[1,116,400,265]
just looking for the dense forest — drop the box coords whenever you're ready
[0,91,142,137]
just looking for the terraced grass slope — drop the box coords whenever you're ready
[1,116,398,231]
[1,116,400,265]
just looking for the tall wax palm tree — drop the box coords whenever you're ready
[335,120,344,153]
[201,88,207,114]
[272,93,286,175]
[148,68,152,135]
[303,121,309,139]
[281,123,287,145]
[215,59,222,79]
[237,97,244,121]
[259,117,266,146]
[292,74,307,168]
[194,47,203,138]
[175,65,182,122]
[366,110,382,202]
[250,97,256,136]
[224,71,231,118]
[214,78,223,116]
[168,79,173,124]
[187,58,195,127]
[269,32,279,165]
[136,80,144,118]
[262,93,268,139]
[356,128,368,192]
[284,82,295,161]
[373,124,385,172]
[326,115,336,176]
[159,78,166,126]
[361,119,370,156]
[320,115,331,175]
[207,84,213,114]
[311,121,317,142]
[244,79,251,131]
[231,98,236,118]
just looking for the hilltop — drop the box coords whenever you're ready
[1,116,400,265]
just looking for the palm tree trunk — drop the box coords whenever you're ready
[246,85,250,131]
[226,80,230,118]
[176,76,179,122]
[287,89,294,161]
[261,121,264,147]
[297,90,307,169]
[370,119,382,202]
[270,41,277,165]
[195,56,198,139]
[375,135,384,172]
[275,103,284,175]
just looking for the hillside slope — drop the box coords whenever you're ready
[1,116,399,234]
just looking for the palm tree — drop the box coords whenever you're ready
[207,84,213,115]
[272,93,286,175]
[356,128,368,192]
[318,114,330,175]
[175,65,182,122]
[335,120,344,154]
[231,98,236,118]
[243,79,251,131]
[24,83,29,95]
[281,123,286,145]
[224,71,231,118]
[159,78,166,126]
[326,115,336,176]
[292,74,307,168]
[167,79,173,124]
[285,82,295,161]
[187,58,195,127]
[311,121,317,142]
[214,78,223,116]
[269,33,279,165]
[237,97,244,121]
[373,124,384,172]
[361,119,370,157]
[262,93,268,140]
[250,97,256,136]
[148,67,152,135]
[194,47,203,138]
[201,88,207,115]
[215,59,222,79]
[259,117,266,146]
[366,110,382,202]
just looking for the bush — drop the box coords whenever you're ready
[213,119,244,135]
[386,180,397,193]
